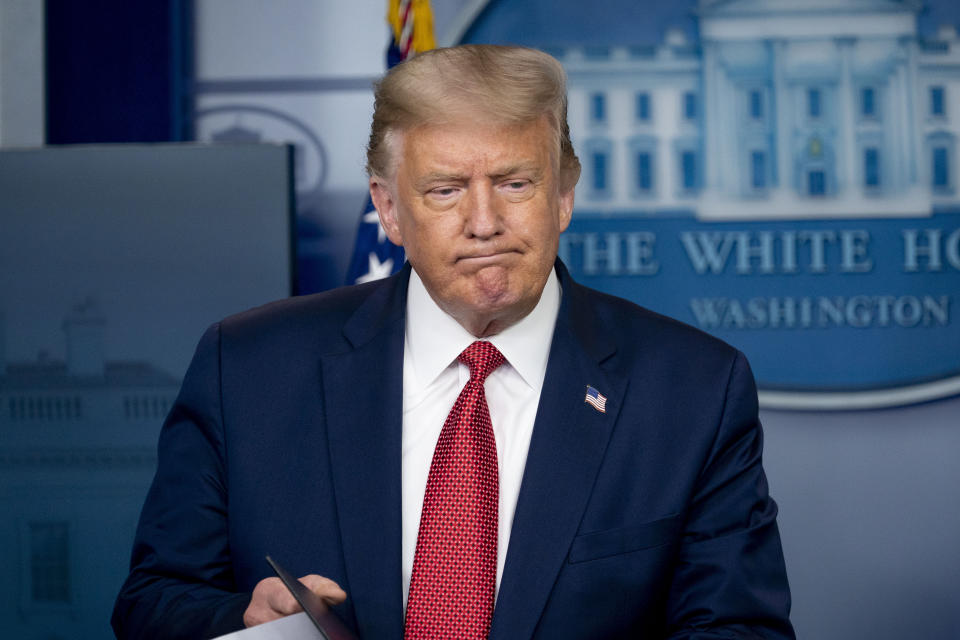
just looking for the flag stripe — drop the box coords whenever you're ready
[584,386,607,412]
[345,1,435,286]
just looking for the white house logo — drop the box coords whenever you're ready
[461,0,960,409]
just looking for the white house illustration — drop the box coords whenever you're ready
[561,0,960,219]
[0,300,177,639]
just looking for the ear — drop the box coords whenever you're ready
[557,185,575,233]
[369,177,404,246]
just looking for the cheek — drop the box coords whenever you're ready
[416,216,464,252]
[403,223,456,273]
[524,214,562,248]
[398,214,430,251]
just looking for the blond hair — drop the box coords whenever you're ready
[366,44,581,191]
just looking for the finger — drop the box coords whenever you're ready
[244,577,302,627]
[300,574,348,605]
[266,582,304,615]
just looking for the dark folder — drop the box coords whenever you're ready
[266,555,358,640]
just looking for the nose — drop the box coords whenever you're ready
[462,183,503,240]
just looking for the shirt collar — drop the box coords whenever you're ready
[404,266,561,394]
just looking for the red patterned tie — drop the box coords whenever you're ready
[404,341,505,640]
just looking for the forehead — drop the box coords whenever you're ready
[395,116,555,178]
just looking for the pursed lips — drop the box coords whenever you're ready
[456,249,519,263]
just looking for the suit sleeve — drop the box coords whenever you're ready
[112,323,250,640]
[665,351,795,639]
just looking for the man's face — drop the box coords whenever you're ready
[370,116,575,337]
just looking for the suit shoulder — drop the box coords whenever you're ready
[215,278,388,349]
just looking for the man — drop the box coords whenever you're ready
[113,45,794,639]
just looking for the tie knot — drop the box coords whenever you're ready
[458,341,505,382]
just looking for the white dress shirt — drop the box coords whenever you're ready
[401,267,561,607]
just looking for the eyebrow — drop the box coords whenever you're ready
[490,162,543,181]
[414,172,468,191]
[414,163,543,191]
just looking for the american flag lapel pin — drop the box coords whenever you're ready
[584,385,607,413]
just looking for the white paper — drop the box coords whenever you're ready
[212,612,324,640]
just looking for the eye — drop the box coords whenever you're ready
[428,186,459,199]
[499,179,535,200]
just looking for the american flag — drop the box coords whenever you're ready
[345,0,435,285]
[584,386,607,413]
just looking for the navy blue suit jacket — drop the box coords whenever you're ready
[113,261,793,639]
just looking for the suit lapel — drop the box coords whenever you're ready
[321,267,410,640]
[490,263,628,640]
[320,262,625,639]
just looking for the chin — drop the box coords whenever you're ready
[475,291,535,324]
[468,278,518,306]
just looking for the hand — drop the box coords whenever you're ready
[243,574,347,628]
